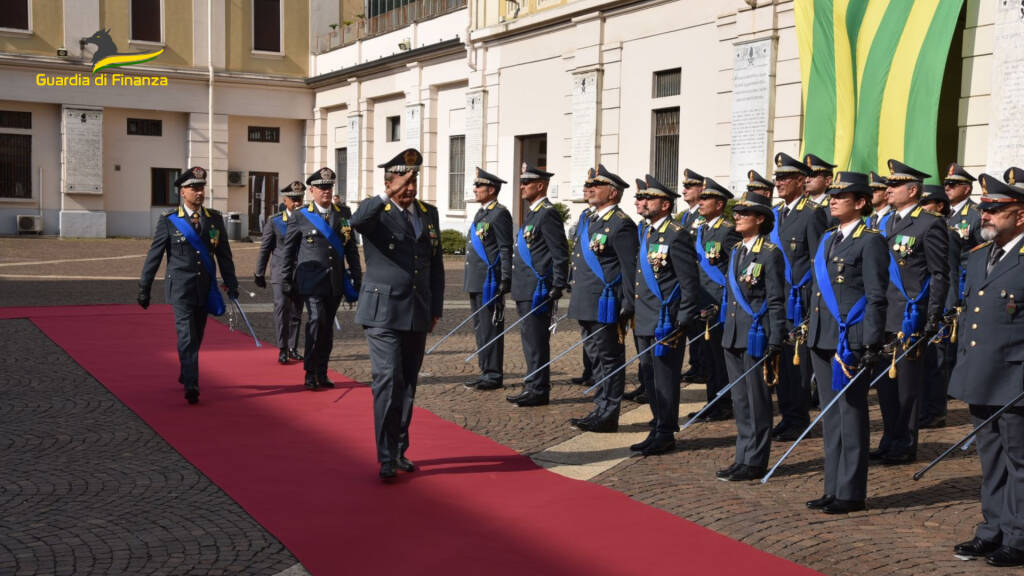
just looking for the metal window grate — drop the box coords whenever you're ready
[653,69,681,98]
[448,135,466,211]
[0,134,31,199]
[127,118,162,136]
[652,108,679,192]
[248,126,280,143]
[0,111,31,129]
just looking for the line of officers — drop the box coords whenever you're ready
[451,155,1024,567]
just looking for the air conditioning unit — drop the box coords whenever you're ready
[17,214,42,234]
[227,170,247,186]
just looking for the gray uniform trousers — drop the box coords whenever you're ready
[724,347,772,467]
[470,292,504,385]
[876,344,925,456]
[173,303,208,389]
[517,300,552,393]
[634,332,653,393]
[581,320,625,420]
[921,339,951,422]
[778,342,813,427]
[367,327,426,463]
[705,323,730,407]
[304,294,342,378]
[637,335,684,435]
[272,282,303,350]
[810,348,869,501]
[971,405,1024,550]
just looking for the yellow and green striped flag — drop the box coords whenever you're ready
[796,0,964,183]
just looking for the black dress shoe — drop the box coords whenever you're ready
[822,499,866,514]
[716,463,742,479]
[681,368,706,383]
[463,379,483,390]
[953,537,1000,559]
[634,392,649,403]
[630,433,656,452]
[721,465,766,482]
[379,462,397,480]
[623,386,644,401]
[577,416,618,433]
[475,380,504,390]
[570,413,598,428]
[771,420,789,436]
[881,451,916,465]
[571,375,593,385]
[987,545,1024,567]
[288,348,303,361]
[317,376,335,389]
[919,416,946,429]
[640,435,676,455]
[506,390,530,403]
[773,426,802,442]
[702,408,733,422]
[278,348,289,364]
[806,495,835,510]
[185,388,199,405]
[304,373,320,391]
[515,392,549,407]
[396,457,417,473]
[868,447,888,460]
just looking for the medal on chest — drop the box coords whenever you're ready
[590,231,609,254]
[475,221,490,240]
[647,242,669,272]
[741,261,762,285]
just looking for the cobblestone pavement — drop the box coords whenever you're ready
[0,237,1014,575]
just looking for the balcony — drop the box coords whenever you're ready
[313,0,467,55]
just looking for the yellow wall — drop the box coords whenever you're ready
[0,0,63,56]
[491,0,569,26]
[226,0,308,77]
[340,0,362,24]
[99,0,193,68]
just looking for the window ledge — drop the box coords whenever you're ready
[447,210,467,218]
[250,50,285,60]
[0,27,33,38]
[129,39,166,49]
[0,197,37,203]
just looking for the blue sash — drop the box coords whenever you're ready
[469,220,500,304]
[305,208,359,303]
[814,230,867,390]
[727,244,769,358]
[770,207,812,324]
[695,225,728,324]
[580,216,621,323]
[517,226,549,312]
[958,266,967,301]
[168,213,225,316]
[875,211,891,232]
[640,224,680,356]
[881,213,929,335]
[273,215,286,237]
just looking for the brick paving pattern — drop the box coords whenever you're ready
[0,238,1014,575]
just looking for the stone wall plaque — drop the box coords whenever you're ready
[987,2,1024,172]
[730,38,774,193]
[571,70,600,200]
[464,90,486,204]
[62,107,103,195]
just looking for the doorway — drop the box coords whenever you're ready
[248,171,279,234]
[514,134,547,224]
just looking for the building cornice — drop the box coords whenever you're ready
[305,38,465,88]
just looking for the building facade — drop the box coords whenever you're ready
[0,0,1004,236]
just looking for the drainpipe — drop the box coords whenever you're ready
[466,0,476,71]
[208,0,214,208]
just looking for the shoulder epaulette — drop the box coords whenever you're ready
[971,241,993,253]
[923,208,943,218]
[416,199,431,213]
[911,206,923,218]
[762,240,778,250]
[667,221,683,232]
[796,198,808,211]
[861,227,880,234]
[824,225,839,233]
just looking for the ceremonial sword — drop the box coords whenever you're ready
[464,296,553,363]
[584,327,683,395]
[679,353,771,429]
[426,292,502,355]
[521,323,610,382]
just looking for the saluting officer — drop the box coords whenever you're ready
[138,166,239,404]
[568,164,638,433]
[505,163,569,407]
[867,171,893,230]
[463,168,513,391]
[677,168,709,385]
[692,177,741,421]
[255,181,307,365]
[872,159,949,464]
[803,154,836,209]
[716,192,786,481]
[351,149,444,480]
[805,172,888,514]
[629,174,699,455]
[771,152,829,441]
[280,168,362,391]
[918,184,963,430]
[948,174,1024,567]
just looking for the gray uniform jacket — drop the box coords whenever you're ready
[280,203,362,298]
[774,197,829,323]
[634,218,700,336]
[721,236,787,349]
[948,200,982,300]
[140,206,238,305]
[696,217,741,309]
[949,240,1024,406]
[568,206,638,321]
[882,205,950,332]
[351,196,444,332]
[512,198,569,301]
[255,210,296,285]
[807,223,889,351]
[464,201,513,293]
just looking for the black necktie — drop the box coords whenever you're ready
[829,231,843,260]
[780,206,790,225]
[988,246,1005,276]
[894,214,903,225]
[404,209,416,236]
[190,211,200,233]
[736,245,748,265]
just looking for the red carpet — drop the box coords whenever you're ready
[4,304,820,576]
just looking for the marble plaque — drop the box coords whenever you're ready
[730,38,774,193]
[347,114,361,199]
[62,107,103,195]
[987,2,1024,172]
[405,104,423,149]
[571,70,600,200]
[464,91,486,203]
